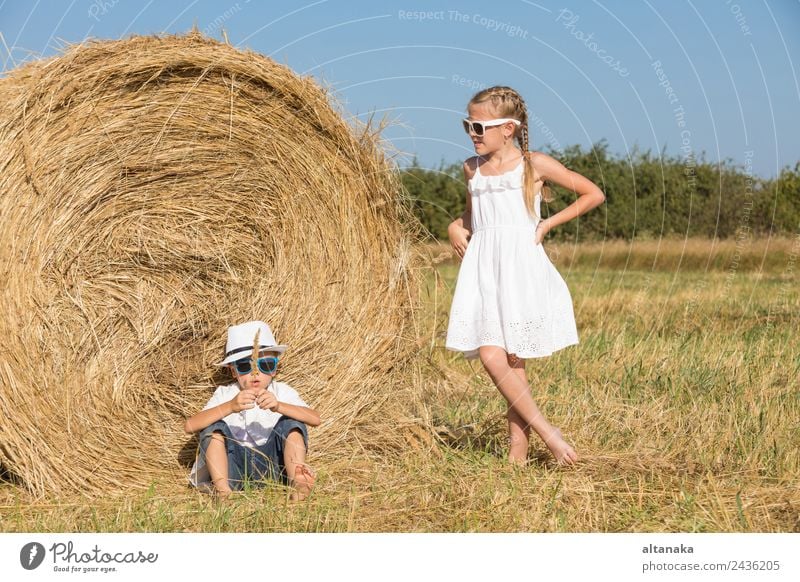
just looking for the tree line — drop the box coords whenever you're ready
[400,141,800,240]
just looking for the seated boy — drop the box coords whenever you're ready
[185,320,320,500]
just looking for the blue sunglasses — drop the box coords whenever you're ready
[233,356,278,375]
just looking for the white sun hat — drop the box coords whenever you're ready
[216,320,288,366]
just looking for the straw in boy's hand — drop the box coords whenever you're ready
[250,329,260,379]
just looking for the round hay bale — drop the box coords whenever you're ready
[0,33,416,496]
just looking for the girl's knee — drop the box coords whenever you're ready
[507,353,524,368]
[479,348,511,376]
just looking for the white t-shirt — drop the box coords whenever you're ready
[188,381,308,486]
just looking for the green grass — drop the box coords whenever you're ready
[2,238,798,532]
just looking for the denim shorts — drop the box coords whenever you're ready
[197,417,308,489]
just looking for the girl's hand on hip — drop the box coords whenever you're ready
[535,219,551,245]
[448,224,470,259]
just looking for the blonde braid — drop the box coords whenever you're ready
[469,86,555,214]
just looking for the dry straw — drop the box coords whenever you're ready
[0,33,418,496]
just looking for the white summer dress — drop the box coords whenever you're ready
[445,159,579,359]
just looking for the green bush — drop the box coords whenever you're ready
[399,144,800,241]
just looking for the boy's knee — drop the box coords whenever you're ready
[286,427,305,443]
[273,417,308,448]
[208,432,225,444]
[199,421,232,449]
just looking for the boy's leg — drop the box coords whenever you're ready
[284,429,314,500]
[479,346,577,465]
[206,434,232,496]
[198,421,244,496]
[206,432,231,495]
[256,417,314,500]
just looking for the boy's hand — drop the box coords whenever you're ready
[231,390,257,413]
[255,390,279,412]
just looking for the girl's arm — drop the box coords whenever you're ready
[530,152,605,243]
[447,159,476,259]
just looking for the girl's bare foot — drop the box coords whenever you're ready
[508,436,528,466]
[543,428,578,465]
[290,464,316,501]
[509,455,527,467]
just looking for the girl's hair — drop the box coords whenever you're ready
[468,86,554,215]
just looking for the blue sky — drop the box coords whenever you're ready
[1,0,798,178]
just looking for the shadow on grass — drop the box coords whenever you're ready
[436,419,503,459]
[434,418,560,468]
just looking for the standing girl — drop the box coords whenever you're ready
[445,86,605,465]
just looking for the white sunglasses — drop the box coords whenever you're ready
[462,118,521,136]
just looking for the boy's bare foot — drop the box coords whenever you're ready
[289,464,316,501]
[213,486,233,501]
[209,488,233,505]
[543,428,578,465]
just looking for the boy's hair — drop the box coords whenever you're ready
[468,86,554,216]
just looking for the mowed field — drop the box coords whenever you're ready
[1,237,798,532]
